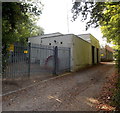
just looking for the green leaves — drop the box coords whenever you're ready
[72,2,120,73]
[2,2,44,73]
[2,2,44,46]
[72,2,120,44]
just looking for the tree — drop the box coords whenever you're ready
[2,2,44,73]
[72,1,120,71]
[2,2,44,46]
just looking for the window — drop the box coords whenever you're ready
[60,42,63,44]
[49,43,51,45]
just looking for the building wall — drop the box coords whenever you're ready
[28,36,41,44]
[28,33,100,72]
[29,35,75,71]
[78,34,91,43]
[90,34,100,64]
[72,35,92,71]
[41,35,73,47]
[90,34,100,48]
[40,35,74,71]
[77,34,100,65]
[100,48,113,61]
[28,34,73,47]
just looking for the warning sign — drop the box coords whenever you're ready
[8,44,14,52]
[24,50,28,54]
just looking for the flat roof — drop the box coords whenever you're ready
[29,32,63,39]
[78,33,99,42]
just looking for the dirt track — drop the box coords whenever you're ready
[2,62,115,111]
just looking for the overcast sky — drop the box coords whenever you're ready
[37,0,110,46]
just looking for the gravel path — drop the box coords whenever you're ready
[2,62,115,111]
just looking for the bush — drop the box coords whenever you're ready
[112,75,120,110]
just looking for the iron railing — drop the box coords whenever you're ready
[3,43,71,78]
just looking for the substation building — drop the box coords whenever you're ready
[28,32,100,72]
[100,45,114,61]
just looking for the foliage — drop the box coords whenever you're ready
[72,1,120,72]
[100,3,120,44]
[2,2,44,73]
[72,2,120,43]
[2,2,44,46]
[112,75,120,110]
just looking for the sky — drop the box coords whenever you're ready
[37,0,110,47]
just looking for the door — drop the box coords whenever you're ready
[96,48,99,63]
[92,46,95,64]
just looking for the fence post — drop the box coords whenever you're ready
[68,48,71,72]
[53,46,58,75]
[28,43,31,77]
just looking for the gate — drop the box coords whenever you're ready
[30,43,54,76]
[3,44,29,78]
[3,43,71,78]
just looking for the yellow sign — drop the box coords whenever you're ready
[101,54,104,56]
[8,44,14,52]
[24,50,28,54]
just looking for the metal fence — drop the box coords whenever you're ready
[3,43,71,78]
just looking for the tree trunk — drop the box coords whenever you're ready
[118,39,120,73]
